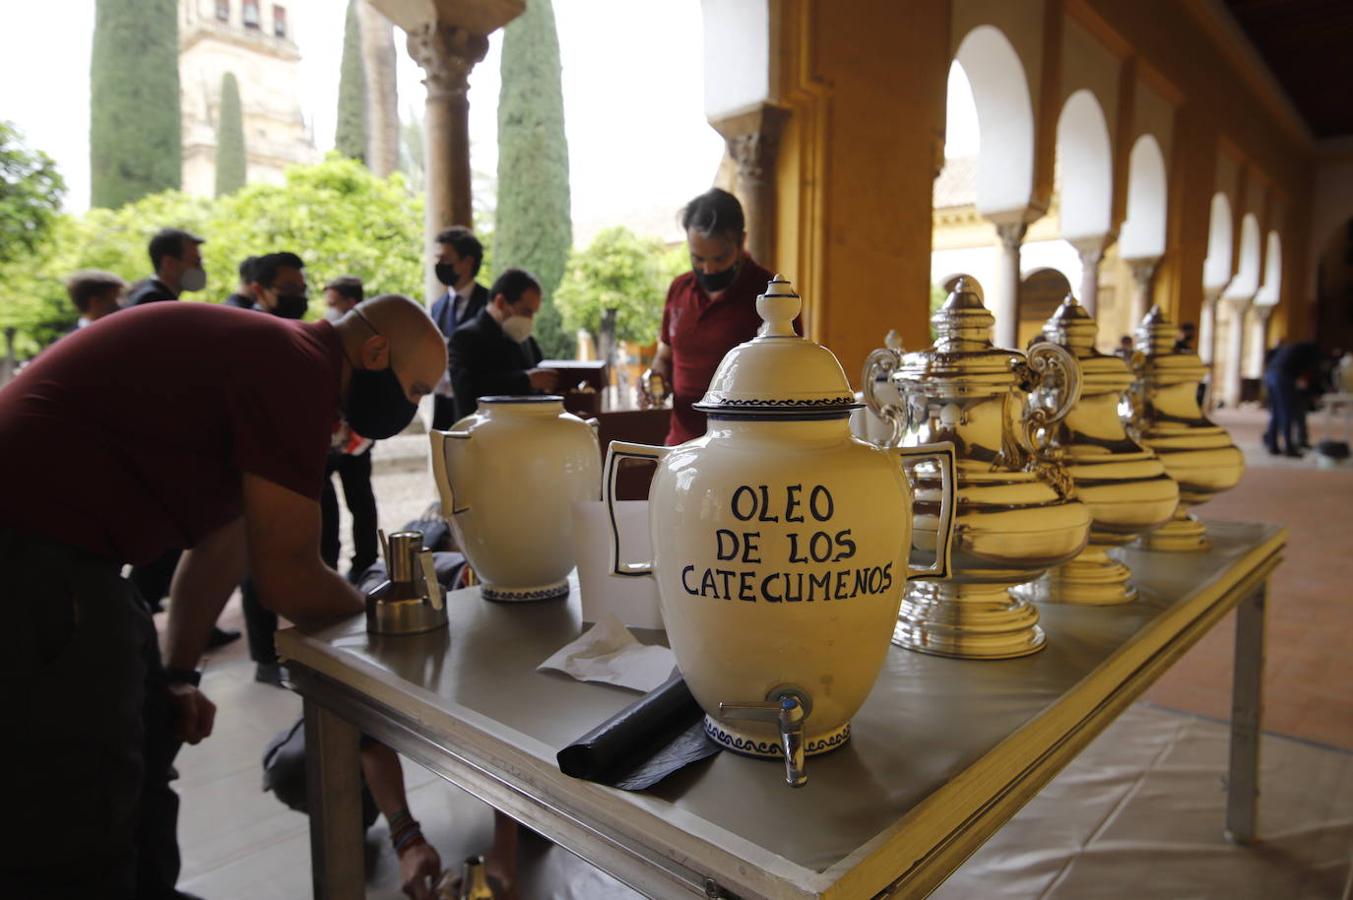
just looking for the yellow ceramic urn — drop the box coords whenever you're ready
[603,276,958,787]
[1126,306,1244,551]
[1015,295,1179,605]
[864,278,1092,659]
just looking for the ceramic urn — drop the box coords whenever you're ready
[1015,295,1179,605]
[603,276,958,787]
[430,397,601,601]
[864,277,1092,659]
[1125,306,1244,551]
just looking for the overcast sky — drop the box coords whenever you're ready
[0,0,727,244]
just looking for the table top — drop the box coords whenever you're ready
[279,520,1285,899]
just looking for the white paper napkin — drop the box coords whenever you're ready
[537,614,676,693]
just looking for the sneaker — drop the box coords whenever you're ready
[254,662,290,688]
[207,626,241,649]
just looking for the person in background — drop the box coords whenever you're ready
[448,267,557,420]
[126,228,207,305]
[1174,321,1196,354]
[1264,340,1322,457]
[1116,335,1134,360]
[248,251,309,319]
[320,277,380,582]
[65,269,125,328]
[429,226,490,429]
[223,256,258,309]
[650,188,776,445]
[0,294,447,898]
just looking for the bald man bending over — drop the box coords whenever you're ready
[0,294,445,899]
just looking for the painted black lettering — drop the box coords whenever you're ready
[833,529,857,562]
[809,531,833,563]
[785,484,805,522]
[756,485,779,522]
[715,529,739,561]
[738,570,757,602]
[742,531,762,564]
[731,486,756,521]
[810,485,835,522]
[761,572,782,602]
[681,564,697,595]
[808,571,831,601]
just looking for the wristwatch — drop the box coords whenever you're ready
[164,666,202,687]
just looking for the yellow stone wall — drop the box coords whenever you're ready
[768,0,1316,386]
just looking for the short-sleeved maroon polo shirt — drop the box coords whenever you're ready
[0,303,343,565]
[659,255,775,445]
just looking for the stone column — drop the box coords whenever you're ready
[992,221,1027,348]
[1198,283,1229,410]
[1125,257,1160,328]
[1248,304,1273,378]
[407,25,490,303]
[1072,240,1105,317]
[710,105,790,267]
[1222,295,1254,408]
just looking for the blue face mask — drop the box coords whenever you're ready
[343,310,418,440]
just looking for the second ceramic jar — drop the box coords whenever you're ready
[604,276,958,787]
[430,396,600,601]
[864,277,1092,659]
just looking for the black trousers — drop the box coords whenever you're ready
[0,530,184,899]
[241,573,277,666]
[320,449,379,579]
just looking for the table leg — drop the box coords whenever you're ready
[304,697,366,899]
[1226,581,1267,844]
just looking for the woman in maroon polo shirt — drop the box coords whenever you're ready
[652,188,775,445]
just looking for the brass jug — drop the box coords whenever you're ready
[1125,306,1244,551]
[1014,295,1179,605]
[865,277,1091,659]
[365,531,448,636]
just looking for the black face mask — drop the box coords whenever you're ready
[345,366,417,440]
[435,263,458,287]
[694,261,740,294]
[343,309,419,440]
[273,294,309,320]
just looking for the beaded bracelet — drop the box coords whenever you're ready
[393,828,426,856]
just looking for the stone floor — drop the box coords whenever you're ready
[172,406,1353,897]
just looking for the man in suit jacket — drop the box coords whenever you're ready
[449,267,559,420]
[429,226,490,429]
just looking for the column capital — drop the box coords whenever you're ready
[995,221,1028,251]
[407,24,489,100]
[1125,256,1160,289]
[710,104,790,185]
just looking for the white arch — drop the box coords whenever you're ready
[1119,134,1168,259]
[1256,231,1282,306]
[954,26,1035,218]
[1224,213,1262,299]
[1055,90,1113,241]
[1203,192,1233,290]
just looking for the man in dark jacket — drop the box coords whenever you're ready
[429,226,490,428]
[1264,340,1323,457]
[222,256,258,309]
[125,228,207,306]
[448,267,558,419]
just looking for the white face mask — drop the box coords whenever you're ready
[324,307,344,323]
[179,266,207,293]
[501,314,534,343]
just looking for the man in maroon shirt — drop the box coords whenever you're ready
[0,295,445,898]
[652,188,776,444]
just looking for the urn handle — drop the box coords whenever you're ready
[862,345,906,447]
[1020,342,1083,452]
[602,440,671,577]
[429,429,473,519]
[895,441,958,582]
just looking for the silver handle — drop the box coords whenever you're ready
[897,441,958,581]
[862,346,906,447]
[1020,341,1083,453]
[719,686,812,788]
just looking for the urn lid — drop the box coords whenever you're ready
[693,275,858,418]
[1040,294,1134,390]
[1133,304,1206,381]
[894,276,1025,383]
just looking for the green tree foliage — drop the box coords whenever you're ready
[0,157,421,358]
[495,0,573,358]
[335,0,368,163]
[0,122,65,268]
[555,227,680,345]
[214,73,247,197]
[89,0,181,208]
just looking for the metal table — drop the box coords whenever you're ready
[278,520,1284,899]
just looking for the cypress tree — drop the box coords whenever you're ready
[335,0,368,163]
[214,73,247,197]
[495,0,574,358]
[89,0,181,208]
